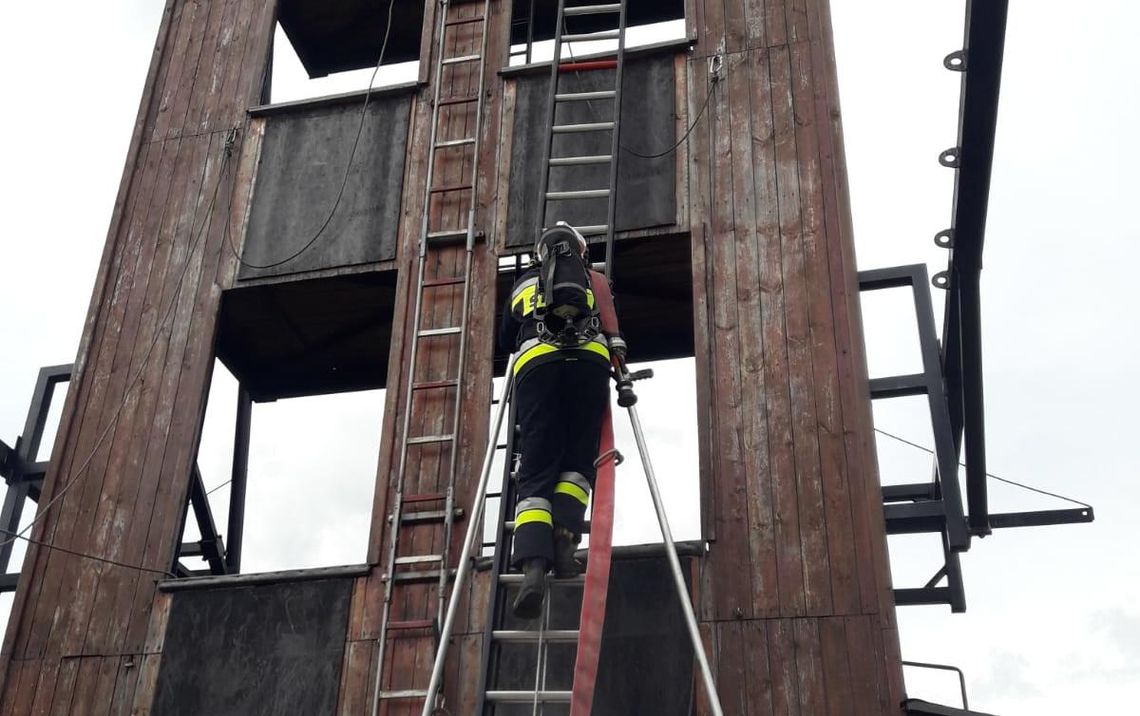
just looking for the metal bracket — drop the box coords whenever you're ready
[943,50,967,72]
[939,147,961,168]
[932,271,950,290]
[934,229,954,249]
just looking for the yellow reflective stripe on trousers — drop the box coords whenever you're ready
[515,508,553,527]
[513,337,610,375]
[554,481,589,506]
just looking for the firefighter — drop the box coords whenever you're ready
[497,223,625,619]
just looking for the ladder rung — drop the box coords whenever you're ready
[406,433,456,445]
[412,378,460,390]
[563,3,621,15]
[395,554,443,566]
[546,189,609,200]
[388,619,435,631]
[442,53,481,66]
[552,121,614,134]
[550,155,612,166]
[439,94,480,106]
[575,224,608,236]
[423,276,466,288]
[418,326,463,337]
[562,30,621,43]
[426,228,468,243]
[445,15,485,27]
[500,573,586,586]
[399,508,464,525]
[404,492,446,504]
[559,60,618,72]
[380,690,429,700]
[556,90,617,102]
[386,568,455,584]
[430,183,473,194]
[493,629,579,643]
[485,690,572,704]
[486,491,503,498]
[435,137,476,148]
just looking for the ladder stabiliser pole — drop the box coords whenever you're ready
[621,381,725,716]
[421,357,517,716]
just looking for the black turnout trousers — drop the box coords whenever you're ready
[511,356,610,567]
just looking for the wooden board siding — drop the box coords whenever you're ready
[687,0,904,713]
[0,0,275,711]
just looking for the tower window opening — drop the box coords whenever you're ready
[508,0,688,67]
[186,360,384,575]
[268,0,423,104]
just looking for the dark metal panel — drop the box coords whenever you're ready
[506,53,678,248]
[592,554,695,715]
[988,508,1094,529]
[239,95,411,280]
[151,578,354,716]
[216,271,398,401]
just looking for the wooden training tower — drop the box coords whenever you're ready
[0,0,905,713]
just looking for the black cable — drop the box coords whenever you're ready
[227,0,398,271]
[0,139,238,552]
[621,78,715,159]
[1,529,175,579]
[874,427,1093,509]
[205,479,232,497]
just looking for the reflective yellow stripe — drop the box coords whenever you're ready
[555,481,589,506]
[512,285,546,317]
[515,508,553,528]
[513,338,610,375]
[586,289,595,309]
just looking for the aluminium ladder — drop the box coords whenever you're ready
[370,0,492,711]
[535,0,630,282]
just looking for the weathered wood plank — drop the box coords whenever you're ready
[818,617,854,716]
[741,619,774,714]
[729,48,780,620]
[770,41,832,617]
[792,619,826,715]
[789,36,860,616]
[46,659,78,716]
[768,619,799,716]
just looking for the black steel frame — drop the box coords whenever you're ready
[0,364,72,592]
[933,0,1011,537]
[172,384,252,577]
[860,265,969,612]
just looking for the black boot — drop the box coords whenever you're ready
[553,527,582,578]
[511,557,547,619]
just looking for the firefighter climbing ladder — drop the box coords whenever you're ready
[370,0,492,710]
[422,2,724,713]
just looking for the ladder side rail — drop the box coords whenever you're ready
[602,1,628,281]
[475,395,523,715]
[621,393,725,716]
[422,360,517,716]
[437,0,494,628]
[373,2,466,711]
[534,0,570,240]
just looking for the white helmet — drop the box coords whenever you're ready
[536,221,587,259]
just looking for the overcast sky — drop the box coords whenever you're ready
[1,1,1138,714]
